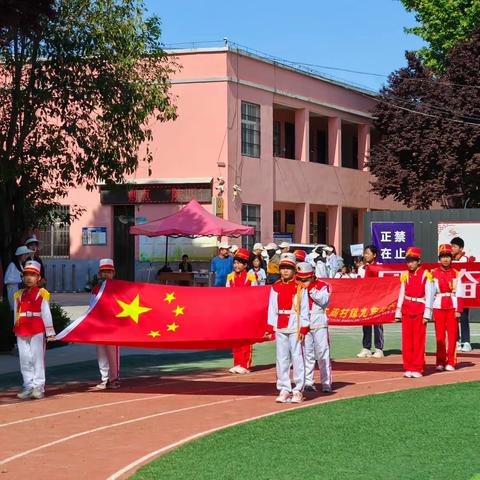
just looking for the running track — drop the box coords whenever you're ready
[0,353,479,479]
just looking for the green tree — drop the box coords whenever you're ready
[0,0,177,269]
[401,0,480,71]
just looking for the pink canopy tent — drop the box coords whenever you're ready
[129,199,254,265]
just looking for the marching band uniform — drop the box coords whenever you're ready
[267,253,310,403]
[226,248,257,374]
[14,260,55,399]
[432,244,462,371]
[92,259,120,389]
[395,247,434,377]
[297,262,333,393]
[293,250,307,263]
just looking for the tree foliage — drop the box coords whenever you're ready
[369,28,480,209]
[0,0,177,267]
[401,0,480,71]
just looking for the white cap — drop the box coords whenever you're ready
[279,241,291,249]
[218,242,230,249]
[99,258,115,271]
[230,245,239,253]
[253,242,263,251]
[323,246,334,253]
[296,262,314,276]
[279,252,297,268]
[265,242,278,251]
[25,235,41,246]
[23,260,41,275]
[15,246,33,256]
[310,251,321,260]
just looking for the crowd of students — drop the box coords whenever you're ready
[7,235,474,402]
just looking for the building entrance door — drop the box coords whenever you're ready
[113,205,135,281]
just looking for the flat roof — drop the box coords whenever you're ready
[165,45,376,97]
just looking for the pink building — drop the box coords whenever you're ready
[39,45,399,290]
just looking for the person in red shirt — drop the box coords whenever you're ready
[13,260,56,400]
[395,247,434,378]
[226,248,257,374]
[432,244,462,371]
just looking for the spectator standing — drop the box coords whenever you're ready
[248,255,267,285]
[323,246,341,278]
[4,246,32,310]
[25,235,46,286]
[357,245,384,358]
[265,242,281,285]
[210,243,233,287]
[450,236,472,352]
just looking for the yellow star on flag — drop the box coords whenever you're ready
[148,330,161,338]
[116,295,152,324]
[167,322,179,332]
[164,292,176,304]
[173,305,185,317]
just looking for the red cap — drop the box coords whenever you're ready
[234,248,250,262]
[406,247,422,259]
[293,249,307,262]
[438,244,453,256]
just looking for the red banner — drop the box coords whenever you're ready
[57,277,401,349]
[366,263,480,308]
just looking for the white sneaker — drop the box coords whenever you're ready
[456,341,462,351]
[372,349,384,358]
[17,389,32,400]
[235,366,250,374]
[435,365,445,372]
[275,390,291,403]
[357,348,372,358]
[229,366,238,374]
[461,342,472,352]
[95,381,108,390]
[30,387,44,399]
[445,365,455,372]
[403,371,412,378]
[291,391,304,403]
[411,372,423,378]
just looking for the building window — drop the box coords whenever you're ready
[285,209,295,234]
[37,206,70,258]
[284,122,295,159]
[273,210,281,233]
[273,121,281,157]
[241,101,261,158]
[241,204,261,249]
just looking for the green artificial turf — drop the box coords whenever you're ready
[131,382,480,480]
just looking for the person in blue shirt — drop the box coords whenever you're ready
[210,243,233,287]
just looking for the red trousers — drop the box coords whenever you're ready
[233,345,253,369]
[434,309,458,367]
[402,314,426,374]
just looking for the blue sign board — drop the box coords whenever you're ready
[371,222,414,264]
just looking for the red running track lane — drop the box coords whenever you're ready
[0,353,479,480]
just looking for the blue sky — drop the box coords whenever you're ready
[144,0,425,92]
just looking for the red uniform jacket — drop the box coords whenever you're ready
[225,270,257,287]
[432,267,462,312]
[13,287,54,337]
[395,267,435,320]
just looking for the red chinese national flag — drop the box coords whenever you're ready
[57,277,403,349]
[57,280,272,349]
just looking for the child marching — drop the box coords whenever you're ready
[91,259,120,389]
[395,247,434,378]
[296,262,333,393]
[432,244,462,371]
[14,260,56,400]
[226,248,257,374]
[267,253,310,403]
